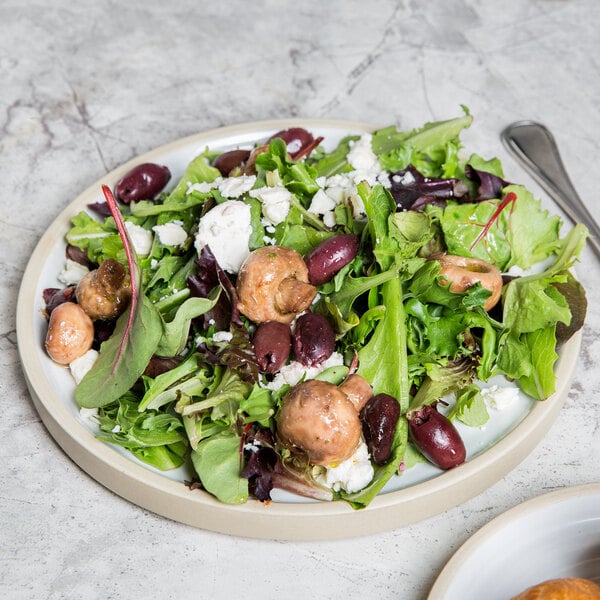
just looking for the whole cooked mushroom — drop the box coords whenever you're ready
[276,379,362,466]
[45,302,94,365]
[236,246,317,324]
[76,258,132,321]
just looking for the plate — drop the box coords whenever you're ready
[428,483,600,599]
[16,119,581,540]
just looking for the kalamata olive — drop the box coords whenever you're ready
[43,286,76,315]
[114,162,171,204]
[213,149,252,176]
[267,128,322,160]
[252,321,292,373]
[360,393,400,465]
[408,404,466,469]
[292,312,336,367]
[304,234,360,285]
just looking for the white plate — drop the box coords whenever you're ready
[428,483,600,599]
[16,119,582,540]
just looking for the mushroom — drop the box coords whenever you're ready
[236,246,317,324]
[45,302,94,365]
[339,374,373,412]
[434,254,503,311]
[76,258,131,321]
[276,379,362,466]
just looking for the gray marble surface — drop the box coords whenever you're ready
[2,1,599,598]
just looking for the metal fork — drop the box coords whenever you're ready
[501,120,600,259]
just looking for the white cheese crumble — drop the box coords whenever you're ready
[308,188,337,215]
[195,200,252,273]
[212,331,233,343]
[187,179,221,195]
[152,220,188,247]
[79,406,99,421]
[323,211,337,228]
[481,385,520,411]
[218,174,257,198]
[249,185,292,226]
[347,133,379,172]
[69,349,99,384]
[124,221,153,256]
[315,440,374,493]
[57,259,89,285]
[263,352,345,391]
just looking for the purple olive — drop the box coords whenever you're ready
[114,162,171,204]
[43,286,76,315]
[360,393,400,465]
[292,312,335,367]
[213,149,251,176]
[304,234,360,285]
[267,128,316,159]
[253,321,292,373]
[408,404,466,470]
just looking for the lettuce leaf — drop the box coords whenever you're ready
[439,185,562,270]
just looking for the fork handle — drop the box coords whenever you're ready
[501,120,600,258]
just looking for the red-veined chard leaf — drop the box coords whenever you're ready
[75,186,163,408]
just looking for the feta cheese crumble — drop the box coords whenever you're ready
[195,200,252,273]
[57,259,89,285]
[69,349,99,384]
[218,174,257,198]
[480,385,520,411]
[249,185,291,225]
[263,352,345,391]
[187,179,221,195]
[347,133,379,172]
[212,331,233,343]
[315,440,374,493]
[152,220,188,247]
[124,221,153,256]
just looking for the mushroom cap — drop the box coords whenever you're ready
[276,379,361,466]
[236,246,316,324]
[76,259,131,321]
[45,302,94,365]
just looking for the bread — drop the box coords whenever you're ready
[511,578,600,599]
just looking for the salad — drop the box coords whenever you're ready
[42,111,588,509]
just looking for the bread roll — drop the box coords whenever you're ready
[511,578,600,599]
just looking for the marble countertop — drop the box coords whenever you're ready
[2,1,599,598]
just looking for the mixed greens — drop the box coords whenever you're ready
[45,110,588,509]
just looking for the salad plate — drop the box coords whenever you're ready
[428,483,600,599]
[17,119,582,540]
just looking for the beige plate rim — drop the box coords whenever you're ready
[16,119,581,540]
[427,483,600,598]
